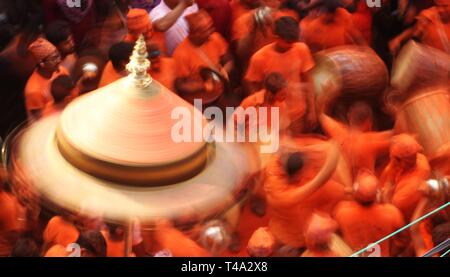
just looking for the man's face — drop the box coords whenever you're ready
[392,153,417,170]
[436,0,450,20]
[58,35,75,56]
[41,51,62,72]
[190,18,215,45]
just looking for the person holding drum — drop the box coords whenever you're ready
[389,0,450,54]
[173,10,233,106]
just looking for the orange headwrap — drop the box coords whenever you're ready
[305,213,338,250]
[127,8,153,41]
[390,134,423,159]
[185,10,213,31]
[28,37,58,63]
[354,169,378,204]
[247,227,276,257]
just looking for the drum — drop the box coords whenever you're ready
[311,46,389,114]
[395,89,450,157]
[391,40,450,96]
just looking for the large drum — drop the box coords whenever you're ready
[391,40,450,96]
[310,46,389,114]
[394,89,450,157]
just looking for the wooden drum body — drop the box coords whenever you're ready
[311,46,389,114]
[395,89,450,157]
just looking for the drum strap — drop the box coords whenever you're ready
[436,15,450,54]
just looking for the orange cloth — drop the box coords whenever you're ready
[153,225,211,257]
[334,201,406,257]
[101,230,126,257]
[43,216,79,248]
[230,0,253,23]
[351,1,373,45]
[125,8,167,56]
[0,192,26,256]
[417,7,450,53]
[44,244,69,257]
[380,153,431,221]
[98,61,126,88]
[263,155,346,248]
[28,37,58,62]
[231,9,299,57]
[172,32,229,79]
[300,8,359,53]
[320,115,392,179]
[24,66,68,118]
[149,57,176,90]
[245,42,315,86]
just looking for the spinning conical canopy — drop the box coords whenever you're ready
[56,36,208,185]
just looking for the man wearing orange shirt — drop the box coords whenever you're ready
[25,37,68,121]
[148,43,176,91]
[300,0,366,53]
[99,42,134,88]
[320,101,392,180]
[263,142,344,249]
[380,134,431,221]
[334,170,408,257]
[43,214,79,252]
[390,0,450,54]
[172,11,233,98]
[244,16,317,130]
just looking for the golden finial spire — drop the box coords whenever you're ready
[126,35,152,88]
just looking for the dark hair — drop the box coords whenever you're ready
[321,0,343,12]
[51,75,74,103]
[274,16,300,42]
[264,72,287,94]
[109,42,134,70]
[45,20,72,46]
[76,230,107,257]
[284,152,305,177]
[10,238,40,257]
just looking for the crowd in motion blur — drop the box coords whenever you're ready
[0,0,449,257]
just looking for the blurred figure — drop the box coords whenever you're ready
[263,142,344,249]
[45,20,77,73]
[247,227,276,257]
[43,214,79,253]
[10,238,40,257]
[76,230,107,257]
[173,11,233,96]
[0,169,27,257]
[196,0,232,40]
[380,134,431,221]
[99,42,134,88]
[147,43,176,90]
[101,223,127,257]
[334,169,408,257]
[390,0,450,54]
[25,37,68,120]
[244,16,317,130]
[126,8,167,55]
[301,213,349,257]
[300,0,366,53]
[230,0,260,24]
[150,0,199,56]
[320,101,393,180]
[42,75,76,116]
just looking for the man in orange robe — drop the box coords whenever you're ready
[263,141,345,249]
[172,11,233,98]
[147,43,176,91]
[25,37,68,120]
[99,42,134,88]
[320,101,392,180]
[390,0,450,54]
[299,0,366,53]
[380,134,431,221]
[334,169,408,257]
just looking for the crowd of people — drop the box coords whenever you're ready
[0,0,449,257]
